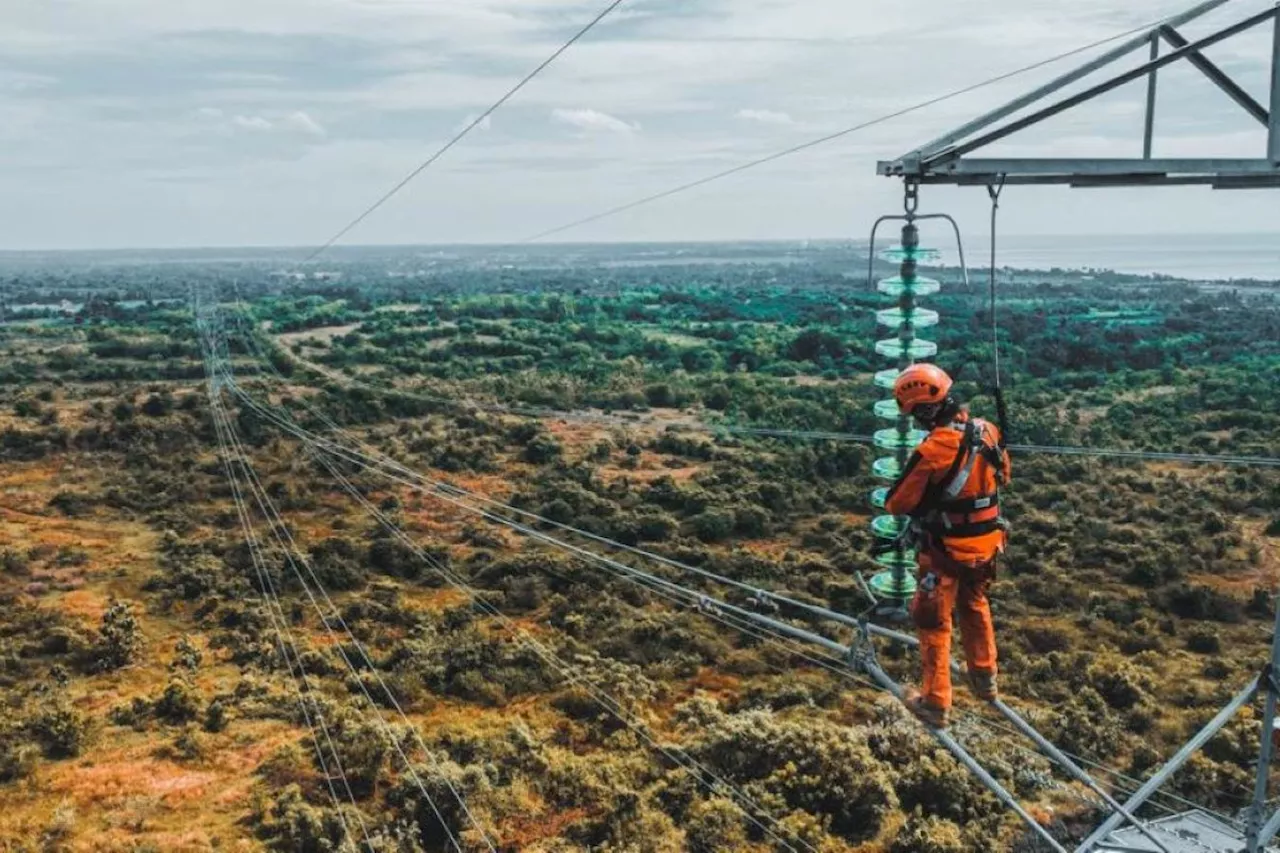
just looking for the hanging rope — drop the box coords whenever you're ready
[986,176,1009,445]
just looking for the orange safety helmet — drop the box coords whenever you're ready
[893,363,953,416]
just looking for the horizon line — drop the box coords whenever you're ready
[1,230,1279,257]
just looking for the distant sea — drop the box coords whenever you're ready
[975,233,1279,282]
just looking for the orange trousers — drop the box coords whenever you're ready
[910,550,998,711]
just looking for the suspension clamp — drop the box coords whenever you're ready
[846,620,878,673]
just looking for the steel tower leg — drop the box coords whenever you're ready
[1076,676,1260,852]
[1269,6,1280,164]
[1246,582,1280,851]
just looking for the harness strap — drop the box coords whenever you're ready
[943,418,989,500]
[939,420,976,498]
[940,519,1004,538]
[927,418,1006,539]
[938,494,999,513]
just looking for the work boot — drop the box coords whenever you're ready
[903,688,950,729]
[968,670,998,702]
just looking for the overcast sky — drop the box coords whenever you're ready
[1,0,1277,250]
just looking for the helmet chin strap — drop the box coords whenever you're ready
[912,396,960,430]
[912,404,942,430]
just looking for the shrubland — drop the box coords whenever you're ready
[0,244,1276,850]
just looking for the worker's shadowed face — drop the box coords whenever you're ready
[912,402,942,430]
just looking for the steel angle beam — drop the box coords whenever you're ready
[878,0,1280,188]
[930,157,1277,176]
[1157,24,1270,125]
[1077,676,1261,852]
[1270,8,1280,162]
[857,658,1068,853]
[894,0,1233,163]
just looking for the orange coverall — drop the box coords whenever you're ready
[884,411,1011,711]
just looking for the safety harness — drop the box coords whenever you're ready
[922,418,1009,540]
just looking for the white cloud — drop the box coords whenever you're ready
[736,108,794,126]
[0,0,1275,248]
[282,110,326,136]
[232,115,274,131]
[551,107,638,134]
[228,111,325,136]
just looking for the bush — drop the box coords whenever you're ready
[1186,626,1222,654]
[0,548,29,574]
[387,758,490,850]
[522,433,562,464]
[155,680,201,724]
[888,816,967,853]
[142,392,174,417]
[897,751,995,822]
[327,716,391,798]
[166,725,206,762]
[31,701,88,759]
[1086,662,1150,711]
[171,635,203,673]
[204,699,230,733]
[685,797,746,852]
[1162,584,1244,623]
[258,742,311,788]
[0,738,39,782]
[255,784,349,852]
[687,709,897,841]
[93,600,143,672]
[704,384,732,411]
[690,509,735,543]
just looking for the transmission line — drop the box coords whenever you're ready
[200,312,493,852]
[226,375,1182,846]
[215,332,817,851]
[302,0,628,264]
[219,328,1251,837]
[197,303,369,845]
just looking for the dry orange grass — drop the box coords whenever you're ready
[598,452,701,485]
[739,539,791,562]
[0,450,287,850]
[399,586,471,612]
[0,719,297,851]
[501,804,591,850]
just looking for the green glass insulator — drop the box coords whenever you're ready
[871,514,908,539]
[877,276,942,297]
[873,398,901,419]
[869,487,889,509]
[874,369,900,390]
[874,551,918,572]
[876,307,940,329]
[880,246,942,263]
[869,568,918,598]
[873,456,904,480]
[876,337,938,359]
[874,427,925,450]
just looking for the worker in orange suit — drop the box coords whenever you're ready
[884,363,1011,729]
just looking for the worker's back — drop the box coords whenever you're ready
[886,409,1011,565]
